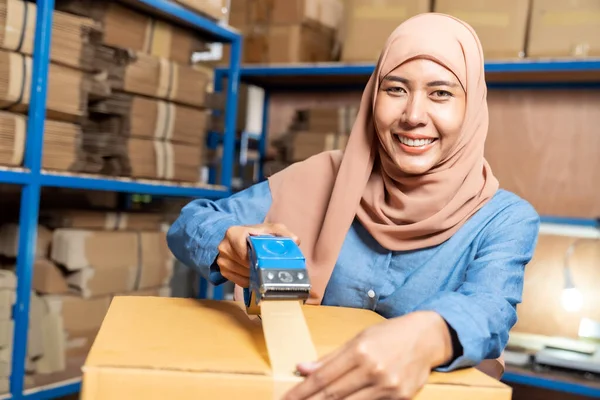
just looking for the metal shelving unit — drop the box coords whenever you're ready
[212,59,600,398]
[0,0,242,399]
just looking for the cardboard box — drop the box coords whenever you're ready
[228,0,272,29]
[527,0,600,57]
[340,0,431,62]
[268,24,335,63]
[33,259,69,295]
[291,132,348,161]
[434,0,531,60]
[65,232,173,298]
[81,297,512,399]
[270,0,320,25]
[174,0,228,21]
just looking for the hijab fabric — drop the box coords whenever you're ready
[265,13,499,305]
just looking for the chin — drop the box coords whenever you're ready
[396,163,433,175]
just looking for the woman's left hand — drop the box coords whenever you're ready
[282,311,454,400]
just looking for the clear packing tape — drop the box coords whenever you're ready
[259,300,318,399]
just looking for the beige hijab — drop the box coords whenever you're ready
[265,13,499,305]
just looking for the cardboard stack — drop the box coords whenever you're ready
[0,0,117,174]
[0,211,174,382]
[271,106,356,166]
[54,1,218,183]
[227,0,344,64]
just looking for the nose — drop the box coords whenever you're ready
[402,93,427,127]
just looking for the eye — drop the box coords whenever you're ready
[384,86,406,95]
[432,90,453,98]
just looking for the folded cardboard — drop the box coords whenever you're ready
[41,210,166,231]
[0,224,53,258]
[32,259,69,295]
[527,0,600,57]
[81,297,512,399]
[66,232,173,298]
[434,0,530,59]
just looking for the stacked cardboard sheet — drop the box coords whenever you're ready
[0,0,100,71]
[90,93,210,146]
[0,111,124,174]
[95,47,213,109]
[55,0,210,65]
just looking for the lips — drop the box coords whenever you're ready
[393,134,438,154]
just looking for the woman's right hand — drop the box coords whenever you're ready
[216,223,300,288]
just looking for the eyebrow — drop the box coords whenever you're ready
[383,75,459,88]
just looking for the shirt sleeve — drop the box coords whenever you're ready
[413,200,541,372]
[166,180,272,286]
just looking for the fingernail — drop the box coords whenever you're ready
[297,362,319,372]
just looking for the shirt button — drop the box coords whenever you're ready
[367,289,375,299]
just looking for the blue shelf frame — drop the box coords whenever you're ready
[502,370,600,398]
[210,59,600,397]
[0,0,242,399]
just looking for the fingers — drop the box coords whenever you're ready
[231,223,301,261]
[343,387,383,400]
[219,268,249,288]
[216,256,250,278]
[248,223,301,244]
[308,366,372,400]
[284,347,355,400]
[217,223,301,287]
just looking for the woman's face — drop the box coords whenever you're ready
[374,58,466,175]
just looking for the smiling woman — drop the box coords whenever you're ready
[167,12,541,400]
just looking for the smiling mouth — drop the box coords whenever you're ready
[394,135,437,147]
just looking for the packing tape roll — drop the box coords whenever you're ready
[11,114,26,165]
[259,300,318,399]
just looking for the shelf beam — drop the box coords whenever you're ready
[117,0,240,42]
[22,378,81,400]
[40,172,230,198]
[502,371,600,398]
[0,168,30,185]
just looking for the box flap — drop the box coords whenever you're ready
[84,296,507,390]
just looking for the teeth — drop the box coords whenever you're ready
[397,136,434,147]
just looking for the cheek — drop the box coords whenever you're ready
[374,96,401,133]
[433,102,465,141]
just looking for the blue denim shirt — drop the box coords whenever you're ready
[167,180,540,371]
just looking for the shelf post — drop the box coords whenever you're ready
[11,0,54,397]
[220,34,242,189]
[258,92,270,181]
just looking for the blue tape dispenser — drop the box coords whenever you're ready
[243,235,311,315]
